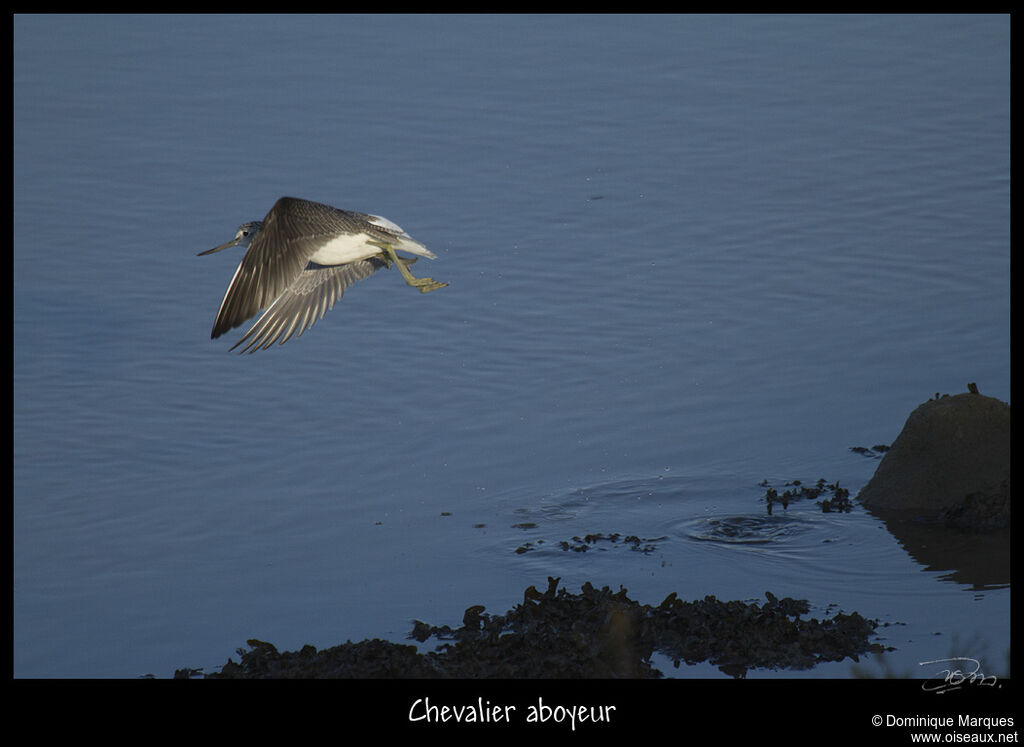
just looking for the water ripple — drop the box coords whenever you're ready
[682,513,816,547]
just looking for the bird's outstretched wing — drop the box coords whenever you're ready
[230,258,385,354]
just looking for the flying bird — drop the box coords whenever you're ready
[200,197,446,353]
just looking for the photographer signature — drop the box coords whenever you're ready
[919,657,999,693]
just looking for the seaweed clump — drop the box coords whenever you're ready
[761,478,853,514]
[200,578,883,679]
[516,532,664,555]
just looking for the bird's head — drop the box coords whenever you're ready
[198,221,264,256]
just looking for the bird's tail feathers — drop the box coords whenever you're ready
[392,235,437,260]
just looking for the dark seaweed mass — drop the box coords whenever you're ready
[196,577,884,679]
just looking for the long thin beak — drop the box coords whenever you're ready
[197,239,239,257]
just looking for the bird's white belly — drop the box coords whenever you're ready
[308,233,380,266]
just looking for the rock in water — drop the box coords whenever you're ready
[857,390,1009,530]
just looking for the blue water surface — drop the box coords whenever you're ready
[14,14,1010,680]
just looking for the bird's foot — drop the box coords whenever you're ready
[376,244,447,293]
[409,278,448,293]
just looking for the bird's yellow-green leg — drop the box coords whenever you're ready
[371,241,448,293]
